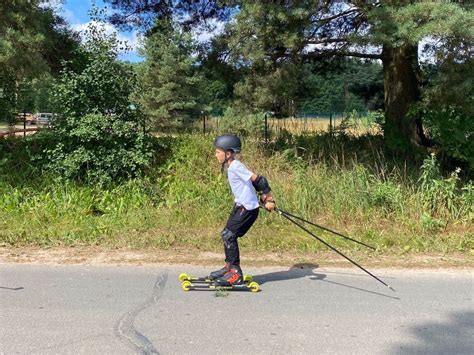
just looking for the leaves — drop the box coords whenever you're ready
[136,22,203,129]
[42,20,151,185]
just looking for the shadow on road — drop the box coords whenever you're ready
[389,310,474,354]
[319,279,400,300]
[253,263,399,299]
[252,263,325,285]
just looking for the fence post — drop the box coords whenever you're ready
[202,111,205,135]
[23,111,26,137]
[329,112,333,133]
[264,113,268,144]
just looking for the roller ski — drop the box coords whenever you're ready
[179,264,260,292]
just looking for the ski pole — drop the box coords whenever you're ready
[275,209,395,291]
[275,208,376,250]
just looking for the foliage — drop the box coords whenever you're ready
[418,55,473,171]
[195,36,241,116]
[418,154,472,221]
[233,62,305,117]
[300,59,383,114]
[0,0,80,120]
[2,134,472,255]
[136,21,203,130]
[216,107,265,138]
[103,0,473,159]
[224,1,472,151]
[44,15,151,185]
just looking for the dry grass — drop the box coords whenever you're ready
[194,116,380,136]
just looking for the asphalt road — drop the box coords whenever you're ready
[1,264,473,354]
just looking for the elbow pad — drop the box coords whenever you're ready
[252,175,271,194]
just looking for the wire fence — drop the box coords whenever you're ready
[2,110,380,140]
[193,111,378,140]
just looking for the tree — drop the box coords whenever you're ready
[46,18,151,184]
[233,61,306,117]
[0,0,80,121]
[195,36,241,115]
[105,0,232,31]
[105,1,473,154]
[223,1,473,153]
[419,42,473,171]
[136,21,203,129]
[235,57,383,115]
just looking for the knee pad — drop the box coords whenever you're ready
[220,228,237,249]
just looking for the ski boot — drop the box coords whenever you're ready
[215,264,244,286]
[209,262,230,280]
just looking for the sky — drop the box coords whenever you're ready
[60,0,143,62]
[58,0,224,63]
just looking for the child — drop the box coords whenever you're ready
[210,134,275,285]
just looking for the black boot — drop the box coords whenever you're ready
[215,264,243,286]
[209,262,230,279]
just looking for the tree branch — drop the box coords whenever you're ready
[314,8,359,25]
[303,50,382,60]
[307,38,351,45]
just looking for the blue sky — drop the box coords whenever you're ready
[59,0,224,62]
[61,0,142,62]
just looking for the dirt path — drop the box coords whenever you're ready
[1,246,472,269]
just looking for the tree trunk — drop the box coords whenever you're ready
[382,44,428,154]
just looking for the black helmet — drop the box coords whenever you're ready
[214,134,241,153]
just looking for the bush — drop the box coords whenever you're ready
[418,154,473,221]
[43,19,151,185]
[45,113,150,185]
[420,57,473,172]
[217,107,265,138]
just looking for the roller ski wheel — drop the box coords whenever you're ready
[248,281,260,293]
[243,274,253,283]
[181,280,192,292]
[178,273,190,282]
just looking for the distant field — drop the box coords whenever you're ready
[195,116,381,136]
[0,121,37,130]
[0,121,41,137]
[266,117,380,135]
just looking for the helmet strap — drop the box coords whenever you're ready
[220,151,233,173]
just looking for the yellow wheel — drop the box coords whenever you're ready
[181,281,192,292]
[179,273,190,282]
[243,274,253,283]
[248,282,260,293]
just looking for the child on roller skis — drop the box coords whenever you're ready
[210,134,276,286]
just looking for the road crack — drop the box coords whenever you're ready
[114,272,168,354]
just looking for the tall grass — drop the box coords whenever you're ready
[0,133,472,256]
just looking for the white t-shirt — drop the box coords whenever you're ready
[227,160,259,210]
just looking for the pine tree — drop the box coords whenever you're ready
[136,23,202,130]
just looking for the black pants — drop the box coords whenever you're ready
[221,205,259,266]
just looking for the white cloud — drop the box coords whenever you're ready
[71,21,142,53]
[194,20,225,43]
[39,0,63,11]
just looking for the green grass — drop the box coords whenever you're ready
[0,133,472,257]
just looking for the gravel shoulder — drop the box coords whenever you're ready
[1,246,472,270]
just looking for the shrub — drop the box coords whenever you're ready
[43,18,151,185]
